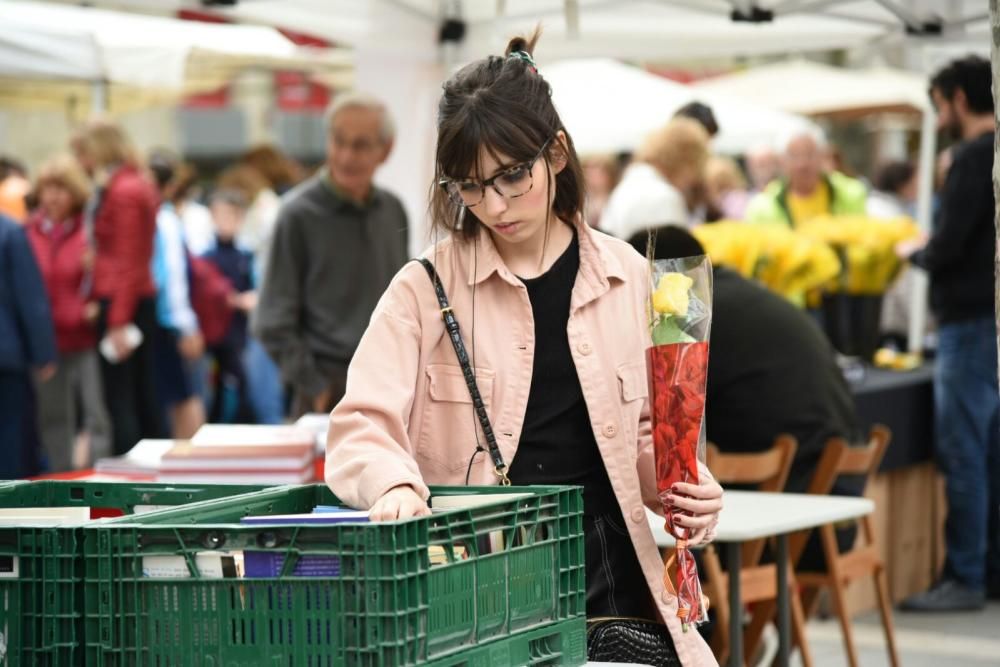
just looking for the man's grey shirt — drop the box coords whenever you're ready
[254,172,408,396]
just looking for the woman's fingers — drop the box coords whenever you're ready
[369,485,431,522]
[672,479,723,501]
[667,494,720,515]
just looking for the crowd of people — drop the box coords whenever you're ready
[0,40,996,667]
[0,91,407,479]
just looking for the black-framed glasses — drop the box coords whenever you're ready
[438,138,552,208]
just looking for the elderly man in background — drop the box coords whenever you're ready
[255,93,408,416]
[745,127,867,227]
[600,117,710,240]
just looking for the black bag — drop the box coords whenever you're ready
[586,617,682,667]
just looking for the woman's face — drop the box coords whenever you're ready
[463,136,566,249]
[39,183,75,222]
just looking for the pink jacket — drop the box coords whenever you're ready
[326,218,718,666]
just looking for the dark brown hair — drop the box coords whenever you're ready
[429,29,585,240]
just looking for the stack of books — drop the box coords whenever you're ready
[155,425,316,484]
[94,439,176,479]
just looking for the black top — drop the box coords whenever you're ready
[204,237,254,350]
[507,232,655,620]
[507,233,617,515]
[706,268,861,495]
[911,131,995,324]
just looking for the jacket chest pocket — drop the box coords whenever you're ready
[415,364,496,474]
[616,361,648,459]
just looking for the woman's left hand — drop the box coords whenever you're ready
[668,475,723,547]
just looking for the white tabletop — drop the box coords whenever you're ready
[647,490,874,547]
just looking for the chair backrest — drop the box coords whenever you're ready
[707,435,798,565]
[706,434,798,492]
[806,424,891,497]
[790,424,892,564]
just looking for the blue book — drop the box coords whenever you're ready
[243,552,341,578]
[311,505,363,514]
[239,511,370,525]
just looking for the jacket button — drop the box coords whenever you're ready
[578,342,592,355]
[603,422,617,438]
[631,507,645,523]
[661,591,673,604]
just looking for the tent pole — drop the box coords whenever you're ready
[90,80,107,115]
[908,105,936,354]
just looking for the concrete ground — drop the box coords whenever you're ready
[798,600,1000,667]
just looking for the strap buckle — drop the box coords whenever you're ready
[494,465,512,487]
[440,306,454,320]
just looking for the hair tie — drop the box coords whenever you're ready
[508,50,538,73]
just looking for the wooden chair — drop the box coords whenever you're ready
[743,425,900,667]
[702,435,814,667]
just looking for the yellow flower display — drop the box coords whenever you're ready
[693,222,840,303]
[797,216,921,295]
[653,273,694,316]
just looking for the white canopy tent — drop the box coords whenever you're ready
[26,2,988,339]
[544,58,817,156]
[0,1,352,114]
[692,60,930,117]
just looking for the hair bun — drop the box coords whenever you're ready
[504,26,541,58]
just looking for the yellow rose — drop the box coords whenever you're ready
[652,273,693,316]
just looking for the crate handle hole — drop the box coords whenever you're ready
[202,531,226,549]
[70,487,84,500]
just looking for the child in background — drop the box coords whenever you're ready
[204,189,257,422]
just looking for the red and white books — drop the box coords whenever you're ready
[156,443,313,485]
[190,425,314,449]
[94,439,177,477]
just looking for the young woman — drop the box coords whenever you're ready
[72,119,164,454]
[326,32,722,666]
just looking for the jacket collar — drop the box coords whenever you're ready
[464,215,627,292]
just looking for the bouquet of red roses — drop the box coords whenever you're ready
[646,255,713,628]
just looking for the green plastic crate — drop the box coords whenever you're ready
[83,483,585,666]
[0,480,271,666]
[422,618,584,667]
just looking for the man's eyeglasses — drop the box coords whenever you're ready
[439,138,552,208]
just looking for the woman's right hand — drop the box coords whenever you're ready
[369,485,431,522]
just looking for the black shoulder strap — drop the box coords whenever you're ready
[415,258,510,486]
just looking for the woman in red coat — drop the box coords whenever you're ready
[72,119,164,454]
[26,155,112,471]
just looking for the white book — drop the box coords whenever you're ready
[155,469,314,485]
[429,493,532,510]
[141,552,240,579]
[190,425,314,448]
[95,439,177,475]
[294,413,330,455]
[0,506,90,526]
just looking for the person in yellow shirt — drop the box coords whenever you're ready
[745,128,867,227]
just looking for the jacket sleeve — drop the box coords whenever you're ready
[325,266,430,509]
[253,209,327,397]
[9,225,57,366]
[106,181,156,327]
[911,154,990,274]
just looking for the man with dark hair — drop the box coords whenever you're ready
[674,101,719,138]
[629,226,862,569]
[897,54,999,611]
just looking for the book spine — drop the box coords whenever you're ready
[243,552,341,578]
